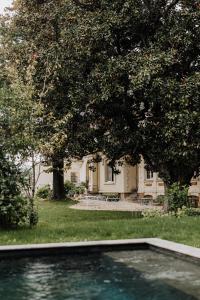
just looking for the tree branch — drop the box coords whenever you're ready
[165,0,180,14]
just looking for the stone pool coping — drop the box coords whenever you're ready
[0,238,199,262]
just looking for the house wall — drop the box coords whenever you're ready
[98,161,125,193]
[35,160,87,190]
[137,158,200,201]
[35,156,200,202]
[137,159,165,199]
[123,164,137,193]
[97,161,137,196]
[188,180,200,201]
[64,161,84,184]
[35,165,53,189]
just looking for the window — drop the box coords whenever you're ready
[105,163,114,182]
[71,172,78,183]
[145,166,154,180]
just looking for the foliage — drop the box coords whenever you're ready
[28,198,39,227]
[64,181,76,195]
[0,1,74,200]
[1,0,199,192]
[0,150,37,228]
[167,183,189,213]
[142,209,167,218]
[80,181,88,189]
[36,185,52,199]
[0,151,24,199]
[66,0,200,186]
[176,207,200,217]
[154,195,165,205]
[64,180,85,197]
[142,203,200,219]
[0,195,28,228]
[75,185,86,195]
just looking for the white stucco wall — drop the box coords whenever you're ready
[34,156,200,201]
[98,161,125,193]
[35,165,53,189]
[123,165,137,193]
[138,158,200,199]
[35,160,87,190]
[137,158,165,198]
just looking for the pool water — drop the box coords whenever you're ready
[0,250,199,300]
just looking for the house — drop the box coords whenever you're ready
[36,156,200,203]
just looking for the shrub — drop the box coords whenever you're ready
[184,208,200,216]
[0,196,28,228]
[36,185,52,199]
[64,181,86,197]
[28,198,38,227]
[80,181,88,189]
[64,180,76,195]
[166,183,189,213]
[154,195,165,205]
[75,185,85,195]
[176,207,200,217]
[142,209,167,218]
[0,152,37,228]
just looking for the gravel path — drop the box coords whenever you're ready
[70,199,162,212]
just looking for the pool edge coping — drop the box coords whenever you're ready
[0,238,199,261]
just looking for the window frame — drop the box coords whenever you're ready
[104,162,115,183]
[145,166,154,180]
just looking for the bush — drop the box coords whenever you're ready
[142,209,167,218]
[64,181,76,195]
[0,196,38,228]
[36,185,52,199]
[0,152,38,228]
[176,207,200,217]
[28,198,38,227]
[166,183,189,213]
[154,195,165,205]
[185,208,200,216]
[75,185,85,195]
[64,181,86,197]
[0,196,28,228]
[80,181,88,189]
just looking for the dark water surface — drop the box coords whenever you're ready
[0,250,199,300]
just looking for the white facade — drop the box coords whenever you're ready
[35,156,200,203]
[35,160,86,189]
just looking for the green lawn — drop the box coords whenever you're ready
[0,199,199,247]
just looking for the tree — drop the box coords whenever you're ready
[66,0,200,188]
[0,47,39,227]
[1,0,84,199]
[2,0,199,195]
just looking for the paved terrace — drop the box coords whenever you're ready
[70,198,162,212]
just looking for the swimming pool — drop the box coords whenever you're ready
[0,247,199,300]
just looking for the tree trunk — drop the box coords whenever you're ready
[31,153,36,198]
[52,157,65,200]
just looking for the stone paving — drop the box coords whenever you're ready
[70,198,162,212]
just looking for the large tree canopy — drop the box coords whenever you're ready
[67,0,200,186]
[1,0,86,199]
[1,0,200,194]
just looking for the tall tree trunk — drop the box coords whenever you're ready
[31,153,36,198]
[52,157,65,200]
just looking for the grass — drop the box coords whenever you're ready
[0,199,200,247]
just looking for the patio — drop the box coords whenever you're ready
[70,197,162,212]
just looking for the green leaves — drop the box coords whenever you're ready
[1,0,200,187]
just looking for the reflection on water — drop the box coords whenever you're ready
[0,250,199,300]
